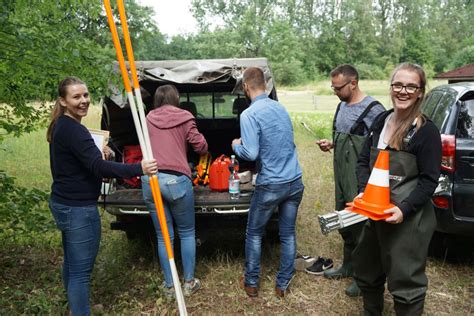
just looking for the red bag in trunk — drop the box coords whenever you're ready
[209,155,231,191]
[123,145,142,188]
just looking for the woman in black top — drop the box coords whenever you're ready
[352,63,441,316]
[47,77,157,316]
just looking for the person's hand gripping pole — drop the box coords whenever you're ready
[103,1,187,314]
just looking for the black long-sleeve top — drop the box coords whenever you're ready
[50,115,143,206]
[356,110,442,217]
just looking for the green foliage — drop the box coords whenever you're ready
[0,1,114,138]
[191,28,246,59]
[355,63,387,80]
[450,46,474,69]
[263,21,306,85]
[400,31,434,66]
[0,171,53,240]
[189,0,472,82]
[0,0,167,139]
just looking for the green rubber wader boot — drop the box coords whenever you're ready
[345,280,361,297]
[323,258,352,279]
[394,300,424,316]
[324,240,354,279]
[362,291,384,316]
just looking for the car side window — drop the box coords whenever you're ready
[431,93,456,131]
[422,90,444,118]
[456,100,474,139]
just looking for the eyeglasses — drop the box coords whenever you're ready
[331,81,351,91]
[391,83,421,94]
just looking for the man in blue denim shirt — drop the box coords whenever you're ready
[232,67,304,298]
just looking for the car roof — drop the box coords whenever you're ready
[431,82,474,96]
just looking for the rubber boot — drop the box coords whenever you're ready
[362,291,384,316]
[394,300,424,316]
[345,279,361,297]
[324,245,353,279]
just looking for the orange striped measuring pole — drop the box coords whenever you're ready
[103,1,187,314]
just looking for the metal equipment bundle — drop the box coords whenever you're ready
[318,210,367,235]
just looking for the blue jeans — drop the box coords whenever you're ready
[49,199,101,316]
[142,173,196,287]
[244,177,304,290]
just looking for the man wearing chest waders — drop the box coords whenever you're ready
[307,64,385,297]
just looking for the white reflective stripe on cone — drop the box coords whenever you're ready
[367,168,389,187]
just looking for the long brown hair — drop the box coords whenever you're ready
[153,85,179,108]
[389,63,427,150]
[46,77,86,143]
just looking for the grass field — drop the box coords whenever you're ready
[1,81,473,315]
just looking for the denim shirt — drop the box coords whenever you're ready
[232,94,302,185]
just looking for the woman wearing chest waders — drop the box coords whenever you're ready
[352,63,442,316]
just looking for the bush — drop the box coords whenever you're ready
[272,60,307,86]
[0,171,53,240]
[450,46,474,69]
[355,63,386,80]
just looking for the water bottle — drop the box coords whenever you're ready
[229,155,240,199]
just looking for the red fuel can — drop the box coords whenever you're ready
[209,155,231,191]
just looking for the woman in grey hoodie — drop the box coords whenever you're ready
[142,84,208,297]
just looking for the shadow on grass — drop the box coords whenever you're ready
[429,232,474,264]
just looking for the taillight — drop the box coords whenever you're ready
[432,196,449,209]
[441,134,455,172]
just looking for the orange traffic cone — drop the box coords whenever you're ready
[346,150,394,220]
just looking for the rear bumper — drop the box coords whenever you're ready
[99,188,258,233]
[433,174,474,237]
[434,206,474,237]
[102,202,252,216]
[99,188,253,216]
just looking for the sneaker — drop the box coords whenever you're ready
[305,257,334,275]
[161,282,175,299]
[295,254,317,271]
[183,278,202,296]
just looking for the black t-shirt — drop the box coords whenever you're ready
[50,115,142,206]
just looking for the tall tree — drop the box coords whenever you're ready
[262,20,306,85]
[1,0,109,137]
[191,0,276,57]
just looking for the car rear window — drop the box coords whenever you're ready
[456,100,474,139]
[180,93,238,118]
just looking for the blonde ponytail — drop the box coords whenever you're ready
[46,100,66,143]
